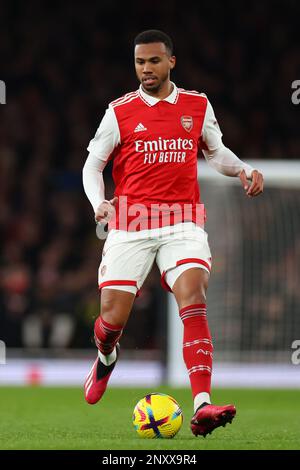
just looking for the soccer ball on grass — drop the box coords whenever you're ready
[132,393,183,438]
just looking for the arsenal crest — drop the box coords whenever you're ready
[181,115,193,132]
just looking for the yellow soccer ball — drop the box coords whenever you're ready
[132,393,183,438]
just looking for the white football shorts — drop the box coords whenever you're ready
[98,222,212,296]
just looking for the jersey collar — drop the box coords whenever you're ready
[138,82,179,106]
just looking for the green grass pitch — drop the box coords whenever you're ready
[0,386,299,450]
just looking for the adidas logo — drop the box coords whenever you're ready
[134,123,147,132]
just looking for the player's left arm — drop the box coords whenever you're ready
[201,98,264,198]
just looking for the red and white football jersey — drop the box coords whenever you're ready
[87,83,223,231]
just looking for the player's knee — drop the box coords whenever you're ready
[100,299,122,326]
[178,291,207,310]
[100,290,133,327]
[176,278,207,309]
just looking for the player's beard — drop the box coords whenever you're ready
[141,72,169,94]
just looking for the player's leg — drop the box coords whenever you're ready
[171,266,236,436]
[170,266,213,409]
[95,286,136,358]
[85,229,156,404]
[156,224,236,436]
[85,287,135,404]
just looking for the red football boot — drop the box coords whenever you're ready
[84,344,120,405]
[191,403,236,437]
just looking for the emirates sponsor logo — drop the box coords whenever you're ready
[135,137,193,152]
[135,137,194,164]
[181,115,193,132]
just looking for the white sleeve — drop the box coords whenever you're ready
[82,153,107,213]
[201,98,224,151]
[83,106,120,213]
[201,98,255,179]
[87,105,120,158]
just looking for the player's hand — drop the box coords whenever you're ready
[239,169,264,197]
[95,197,118,224]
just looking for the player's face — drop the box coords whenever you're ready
[134,43,176,94]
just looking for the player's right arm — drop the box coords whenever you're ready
[82,106,120,223]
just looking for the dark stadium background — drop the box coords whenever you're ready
[0,0,299,354]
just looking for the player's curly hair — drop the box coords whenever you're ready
[134,29,174,56]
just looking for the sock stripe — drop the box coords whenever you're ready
[180,308,206,315]
[100,317,123,331]
[179,305,207,323]
[188,365,212,375]
[180,303,206,314]
[95,335,120,354]
[180,308,207,315]
[94,316,123,355]
[183,338,212,348]
[180,313,207,322]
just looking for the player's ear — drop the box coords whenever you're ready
[169,56,176,69]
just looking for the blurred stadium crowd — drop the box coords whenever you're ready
[0,1,299,350]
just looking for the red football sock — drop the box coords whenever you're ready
[179,303,213,398]
[94,316,123,355]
